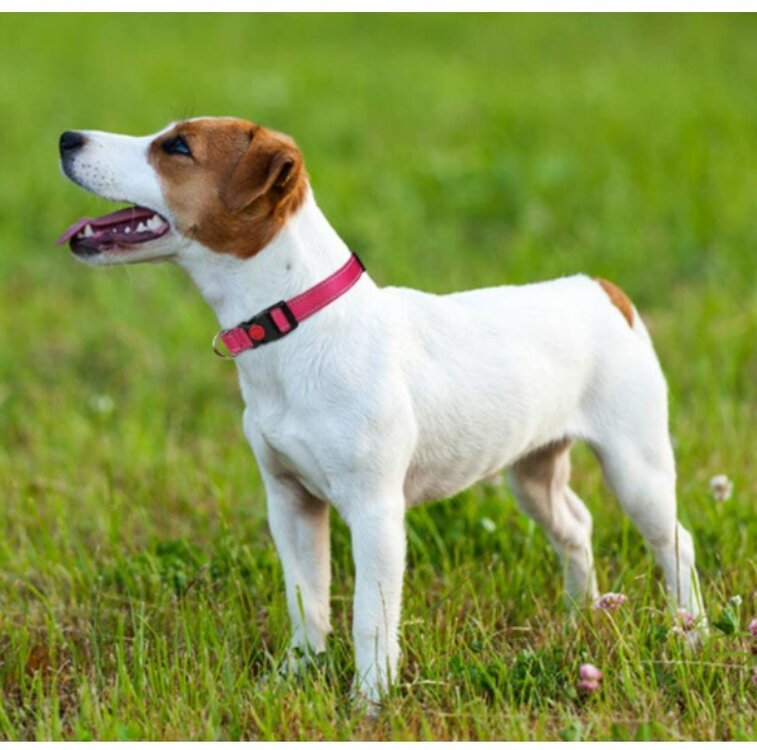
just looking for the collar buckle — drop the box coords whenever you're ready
[211,300,299,360]
[251,299,299,344]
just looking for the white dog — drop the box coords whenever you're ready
[57,118,706,705]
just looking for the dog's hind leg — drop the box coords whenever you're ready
[592,430,707,634]
[588,287,706,633]
[509,440,599,608]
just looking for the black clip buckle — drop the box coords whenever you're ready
[243,300,299,346]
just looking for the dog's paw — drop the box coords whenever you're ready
[280,646,327,678]
[350,683,383,719]
[671,609,709,648]
[680,621,709,649]
[255,668,286,691]
[255,647,326,689]
[279,647,307,678]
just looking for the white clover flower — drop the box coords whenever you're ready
[709,474,733,502]
[88,393,115,415]
[478,517,496,533]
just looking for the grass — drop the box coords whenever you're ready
[0,13,755,740]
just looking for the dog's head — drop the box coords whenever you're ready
[57,117,307,265]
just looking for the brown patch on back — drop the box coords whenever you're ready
[149,118,307,258]
[595,277,635,327]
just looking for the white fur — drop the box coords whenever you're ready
[62,121,706,705]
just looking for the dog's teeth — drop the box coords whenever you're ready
[124,226,131,234]
[136,222,147,232]
[146,215,165,231]
[83,224,94,237]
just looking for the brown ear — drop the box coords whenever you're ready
[221,129,302,213]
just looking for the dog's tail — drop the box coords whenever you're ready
[595,277,653,346]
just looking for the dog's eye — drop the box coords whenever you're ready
[162,135,191,157]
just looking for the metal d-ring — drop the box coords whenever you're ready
[211,331,234,360]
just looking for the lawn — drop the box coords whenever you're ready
[0,13,755,740]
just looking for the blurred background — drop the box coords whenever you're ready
[0,14,754,739]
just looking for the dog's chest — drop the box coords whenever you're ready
[241,380,342,503]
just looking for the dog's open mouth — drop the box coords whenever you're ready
[56,205,170,256]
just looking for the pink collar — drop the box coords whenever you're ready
[212,253,365,359]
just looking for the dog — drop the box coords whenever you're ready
[57,117,706,705]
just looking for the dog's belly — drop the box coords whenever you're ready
[404,454,506,506]
[402,399,574,506]
[402,394,525,505]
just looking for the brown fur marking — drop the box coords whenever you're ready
[595,278,635,327]
[149,118,308,259]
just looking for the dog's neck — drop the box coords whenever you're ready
[176,188,355,332]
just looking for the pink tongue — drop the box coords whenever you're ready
[56,206,157,246]
[56,217,93,245]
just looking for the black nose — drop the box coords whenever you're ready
[59,131,85,155]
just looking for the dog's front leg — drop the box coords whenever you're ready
[348,499,406,706]
[264,476,331,668]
